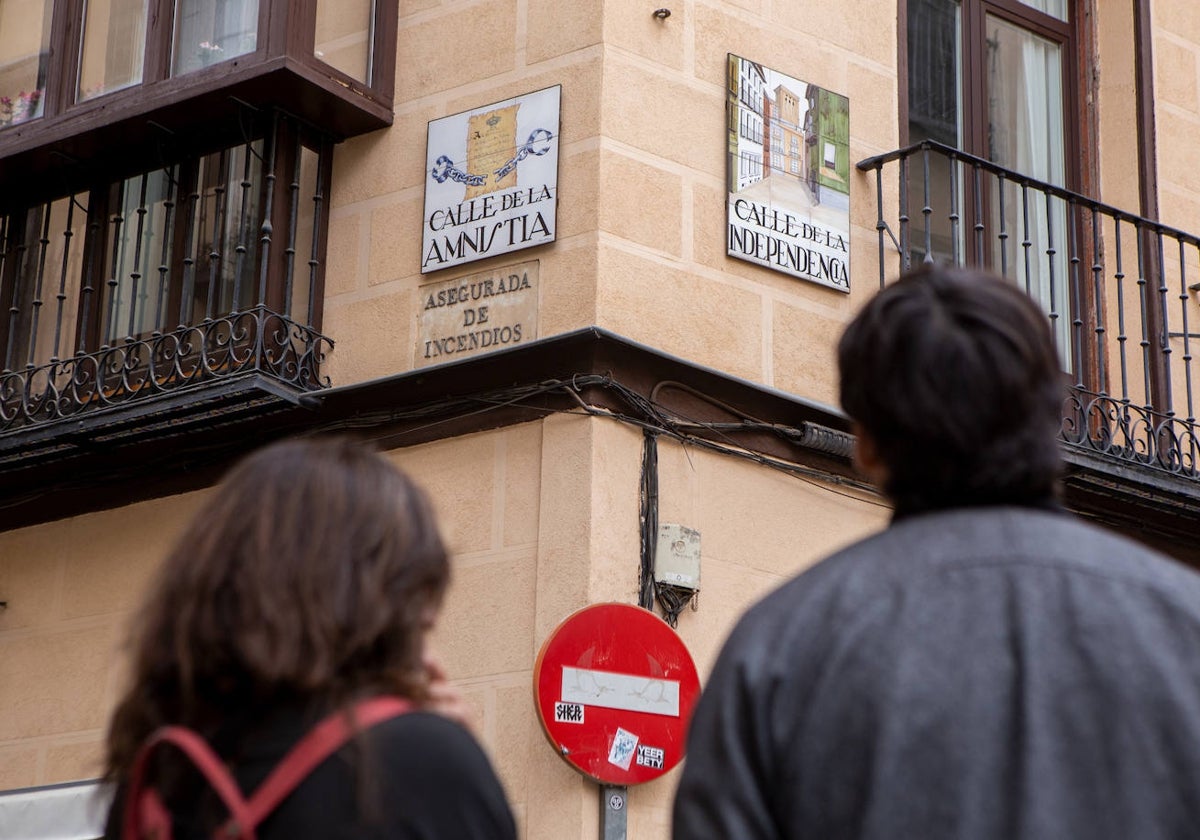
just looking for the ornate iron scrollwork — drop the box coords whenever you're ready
[0,306,331,432]
[1061,388,1199,477]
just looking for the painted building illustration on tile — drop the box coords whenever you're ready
[726,54,850,292]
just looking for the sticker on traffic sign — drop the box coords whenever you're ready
[636,744,664,769]
[554,702,585,723]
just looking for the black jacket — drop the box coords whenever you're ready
[674,507,1200,839]
[106,708,516,840]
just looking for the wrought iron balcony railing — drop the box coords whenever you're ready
[0,111,334,435]
[857,140,1200,481]
[0,307,330,431]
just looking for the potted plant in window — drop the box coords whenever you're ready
[0,89,43,127]
[197,41,225,66]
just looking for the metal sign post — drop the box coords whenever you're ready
[532,603,700,840]
[600,785,627,840]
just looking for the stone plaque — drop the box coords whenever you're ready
[416,261,539,366]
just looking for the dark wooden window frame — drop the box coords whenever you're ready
[900,0,1097,194]
[0,0,396,214]
[900,0,1110,394]
[964,0,1081,188]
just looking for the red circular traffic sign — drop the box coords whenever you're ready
[533,602,700,785]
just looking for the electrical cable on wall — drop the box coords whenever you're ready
[3,372,881,514]
[2,372,883,627]
[638,431,699,627]
[638,430,659,613]
[3,375,885,540]
[654,584,695,628]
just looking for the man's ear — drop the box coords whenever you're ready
[852,423,889,488]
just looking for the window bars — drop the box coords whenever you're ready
[858,140,1200,479]
[0,111,333,432]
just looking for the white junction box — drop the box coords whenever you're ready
[654,524,701,591]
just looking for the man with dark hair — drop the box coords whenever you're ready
[673,265,1200,840]
[837,265,1064,515]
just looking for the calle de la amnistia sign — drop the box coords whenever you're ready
[422,86,561,273]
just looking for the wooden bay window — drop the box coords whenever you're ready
[0,0,397,211]
[0,0,379,431]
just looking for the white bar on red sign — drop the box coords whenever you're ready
[560,666,681,717]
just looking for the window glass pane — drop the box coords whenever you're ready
[0,0,51,126]
[290,145,318,322]
[986,14,1069,359]
[102,170,176,343]
[187,142,263,321]
[1020,0,1067,23]
[78,0,149,101]
[907,0,960,148]
[986,16,1064,186]
[906,0,962,263]
[1,195,88,370]
[173,0,259,76]
[314,0,374,83]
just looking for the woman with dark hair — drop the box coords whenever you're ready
[102,436,516,839]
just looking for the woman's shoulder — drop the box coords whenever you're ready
[366,710,491,763]
[364,711,506,791]
[361,711,516,837]
[272,709,516,839]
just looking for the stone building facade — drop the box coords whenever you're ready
[2,1,1199,837]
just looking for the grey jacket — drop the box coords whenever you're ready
[673,507,1200,839]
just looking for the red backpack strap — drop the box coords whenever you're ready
[231,696,413,834]
[134,787,172,840]
[122,726,255,840]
